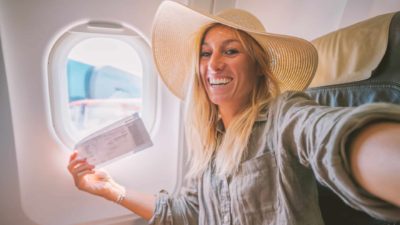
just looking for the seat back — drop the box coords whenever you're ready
[306,12,400,225]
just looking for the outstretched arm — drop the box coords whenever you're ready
[350,121,400,207]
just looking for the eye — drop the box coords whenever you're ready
[224,49,239,55]
[200,51,211,58]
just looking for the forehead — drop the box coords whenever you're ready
[202,25,239,43]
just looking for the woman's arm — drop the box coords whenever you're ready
[68,151,155,220]
[119,189,156,220]
[350,121,400,207]
[271,92,400,219]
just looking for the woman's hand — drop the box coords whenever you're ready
[67,151,125,202]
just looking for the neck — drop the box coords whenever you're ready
[219,103,246,128]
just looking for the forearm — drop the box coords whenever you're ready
[95,175,156,220]
[118,189,156,221]
[350,121,400,207]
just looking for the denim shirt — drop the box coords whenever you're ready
[149,91,400,225]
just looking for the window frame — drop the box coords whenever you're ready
[48,21,158,148]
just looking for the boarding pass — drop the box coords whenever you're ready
[75,113,153,167]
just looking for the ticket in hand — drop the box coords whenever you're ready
[75,113,153,167]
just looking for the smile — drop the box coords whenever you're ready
[208,77,233,86]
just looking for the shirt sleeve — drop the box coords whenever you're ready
[149,178,199,225]
[271,91,400,221]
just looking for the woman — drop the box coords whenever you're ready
[68,1,400,224]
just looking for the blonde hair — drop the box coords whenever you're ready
[185,23,280,178]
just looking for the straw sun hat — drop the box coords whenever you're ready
[152,1,318,100]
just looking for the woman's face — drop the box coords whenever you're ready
[199,25,259,110]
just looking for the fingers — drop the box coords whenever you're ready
[68,150,93,172]
[68,157,88,173]
[69,150,78,162]
[67,150,79,172]
[67,151,96,188]
[75,162,95,175]
[72,164,95,189]
[69,159,94,177]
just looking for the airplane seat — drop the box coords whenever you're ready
[306,11,400,225]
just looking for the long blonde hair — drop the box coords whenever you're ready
[185,23,280,178]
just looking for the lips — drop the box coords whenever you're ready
[208,77,233,86]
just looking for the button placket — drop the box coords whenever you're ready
[220,177,231,225]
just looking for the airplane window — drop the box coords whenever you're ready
[67,38,142,132]
[48,22,157,147]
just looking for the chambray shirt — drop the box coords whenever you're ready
[149,92,400,225]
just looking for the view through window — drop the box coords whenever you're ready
[67,37,143,133]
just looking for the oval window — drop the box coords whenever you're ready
[49,22,157,147]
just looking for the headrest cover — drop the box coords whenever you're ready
[309,12,395,88]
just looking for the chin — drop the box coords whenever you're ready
[209,97,230,106]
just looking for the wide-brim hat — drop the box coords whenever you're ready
[152,1,318,100]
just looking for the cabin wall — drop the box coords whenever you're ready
[236,0,400,40]
[0,37,38,225]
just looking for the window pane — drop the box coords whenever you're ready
[67,37,142,134]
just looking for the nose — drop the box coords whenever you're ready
[208,53,225,73]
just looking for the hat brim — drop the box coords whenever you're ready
[152,1,318,100]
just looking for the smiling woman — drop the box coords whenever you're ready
[189,23,280,177]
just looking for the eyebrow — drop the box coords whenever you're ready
[202,39,241,47]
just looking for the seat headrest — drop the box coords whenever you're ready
[309,12,395,88]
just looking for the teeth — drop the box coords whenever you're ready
[209,77,232,85]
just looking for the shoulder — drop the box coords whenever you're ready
[269,91,320,114]
[275,91,314,103]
